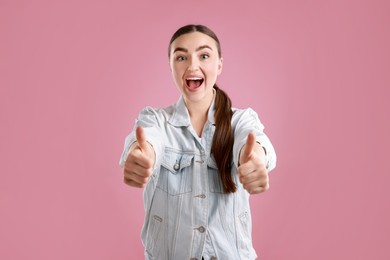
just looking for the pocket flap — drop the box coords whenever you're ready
[207,155,218,170]
[161,153,193,174]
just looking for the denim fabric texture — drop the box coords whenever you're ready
[120,96,276,260]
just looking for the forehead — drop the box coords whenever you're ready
[170,31,218,52]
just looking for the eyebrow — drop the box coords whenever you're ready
[173,45,213,54]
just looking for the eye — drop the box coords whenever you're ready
[176,55,186,61]
[201,53,209,59]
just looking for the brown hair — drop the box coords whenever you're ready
[168,24,236,193]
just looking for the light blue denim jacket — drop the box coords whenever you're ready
[120,96,276,260]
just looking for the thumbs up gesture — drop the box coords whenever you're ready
[124,126,156,188]
[238,133,269,194]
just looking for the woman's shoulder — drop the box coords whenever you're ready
[231,107,266,136]
[231,107,264,127]
[138,104,176,121]
[232,107,258,118]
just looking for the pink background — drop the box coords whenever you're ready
[1,0,389,259]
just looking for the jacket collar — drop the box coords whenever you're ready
[169,90,216,127]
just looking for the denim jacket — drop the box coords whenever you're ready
[120,96,276,260]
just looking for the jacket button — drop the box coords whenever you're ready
[173,162,180,171]
[211,257,217,260]
[198,226,205,233]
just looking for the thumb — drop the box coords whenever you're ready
[241,132,256,163]
[136,126,148,151]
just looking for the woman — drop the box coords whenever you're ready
[120,24,276,260]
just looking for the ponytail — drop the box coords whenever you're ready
[212,85,236,193]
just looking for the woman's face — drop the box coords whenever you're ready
[169,32,223,105]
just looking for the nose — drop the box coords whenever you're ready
[187,56,200,71]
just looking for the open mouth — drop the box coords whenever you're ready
[186,77,204,91]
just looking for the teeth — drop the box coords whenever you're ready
[187,77,203,81]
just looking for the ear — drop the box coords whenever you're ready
[217,57,223,75]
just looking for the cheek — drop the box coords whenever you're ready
[172,63,184,74]
[170,66,180,78]
[204,64,220,78]
[204,60,220,71]
[171,67,184,85]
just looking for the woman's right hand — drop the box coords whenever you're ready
[123,126,156,188]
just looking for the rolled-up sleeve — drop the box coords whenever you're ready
[233,108,276,171]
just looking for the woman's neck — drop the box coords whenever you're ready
[185,91,214,137]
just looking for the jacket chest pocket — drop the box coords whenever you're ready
[207,156,225,193]
[156,151,194,196]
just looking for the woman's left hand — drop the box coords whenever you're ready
[238,133,269,194]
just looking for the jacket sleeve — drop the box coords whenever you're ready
[119,106,164,171]
[232,108,277,172]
